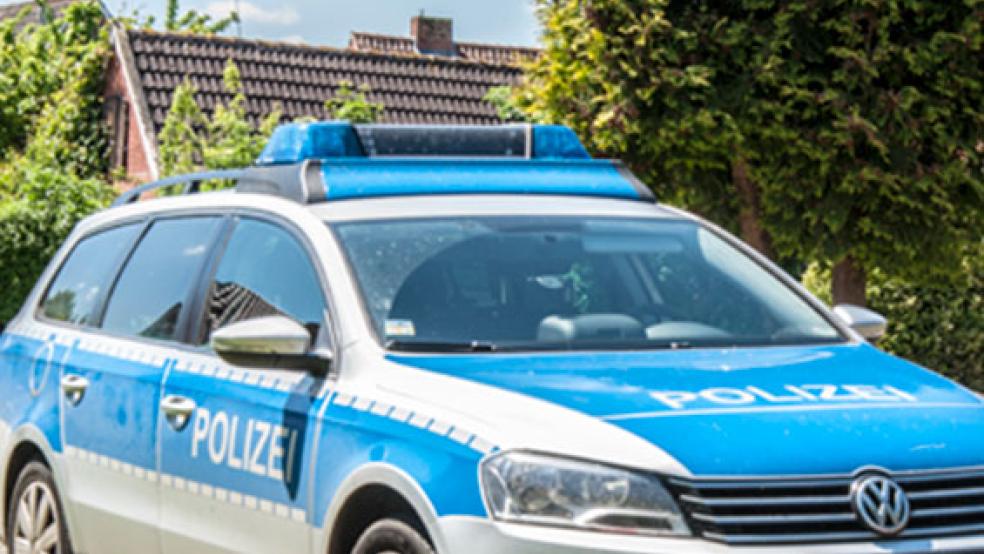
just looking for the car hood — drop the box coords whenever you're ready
[388,343,984,476]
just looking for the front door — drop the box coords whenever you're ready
[159,217,331,554]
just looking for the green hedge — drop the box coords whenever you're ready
[0,199,56,322]
[0,167,112,324]
[804,250,983,390]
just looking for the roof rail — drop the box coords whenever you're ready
[111,162,326,207]
[112,170,247,207]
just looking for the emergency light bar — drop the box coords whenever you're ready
[114,122,655,207]
[255,122,591,165]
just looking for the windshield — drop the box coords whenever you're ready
[332,217,843,352]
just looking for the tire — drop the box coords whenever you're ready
[6,461,72,554]
[352,518,434,554]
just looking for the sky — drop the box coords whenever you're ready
[102,0,542,48]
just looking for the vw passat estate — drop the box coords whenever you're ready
[1,123,983,554]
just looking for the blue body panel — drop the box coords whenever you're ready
[62,340,164,468]
[0,327,490,528]
[0,334,63,452]
[319,158,643,201]
[389,343,984,476]
[311,398,488,524]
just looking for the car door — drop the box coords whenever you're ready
[58,216,224,553]
[158,216,330,554]
[8,222,141,553]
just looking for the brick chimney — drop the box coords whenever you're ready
[411,14,455,56]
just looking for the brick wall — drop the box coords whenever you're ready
[103,53,154,190]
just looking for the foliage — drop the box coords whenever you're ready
[325,81,383,124]
[803,247,983,390]
[484,85,529,123]
[0,0,107,165]
[159,71,388,186]
[128,0,239,35]
[159,60,281,180]
[0,1,114,323]
[517,0,983,303]
[0,169,113,323]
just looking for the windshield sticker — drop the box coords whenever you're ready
[385,319,416,337]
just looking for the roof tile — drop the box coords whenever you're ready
[126,29,523,134]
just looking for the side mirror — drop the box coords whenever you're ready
[211,315,332,374]
[833,304,887,341]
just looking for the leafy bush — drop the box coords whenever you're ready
[0,167,112,322]
[325,81,383,124]
[803,248,983,389]
[0,1,113,324]
[517,0,983,305]
[158,68,384,183]
[159,60,281,179]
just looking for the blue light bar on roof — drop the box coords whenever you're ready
[255,122,591,165]
[257,121,364,164]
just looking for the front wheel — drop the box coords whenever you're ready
[6,461,72,554]
[352,518,434,554]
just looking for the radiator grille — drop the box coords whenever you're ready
[668,468,984,545]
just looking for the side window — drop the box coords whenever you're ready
[102,217,222,342]
[199,218,326,345]
[40,224,141,326]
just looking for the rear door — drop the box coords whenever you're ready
[59,216,224,553]
[158,216,331,554]
[3,222,141,552]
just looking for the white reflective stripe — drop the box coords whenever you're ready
[64,446,304,522]
[328,389,499,456]
[6,325,310,395]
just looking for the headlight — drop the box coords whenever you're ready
[480,451,690,536]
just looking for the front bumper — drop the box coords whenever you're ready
[438,516,984,554]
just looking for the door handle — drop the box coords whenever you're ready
[61,374,89,406]
[161,395,197,431]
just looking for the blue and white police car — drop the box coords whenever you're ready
[1,123,983,554]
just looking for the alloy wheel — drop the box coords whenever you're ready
[11,481,61,554]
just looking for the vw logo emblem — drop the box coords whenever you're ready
[852,475,910,536]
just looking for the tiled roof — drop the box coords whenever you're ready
[349,31,539,66]
[127,29,525,134]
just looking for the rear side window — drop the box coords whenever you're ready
[198,218,326,344]
[40,224,141,326]
[102,217,222,342]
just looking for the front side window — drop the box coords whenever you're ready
[333,217,843,351]
[101,217,222,342]
[198,218,326,345]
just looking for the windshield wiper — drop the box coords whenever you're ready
[386,340,499,353]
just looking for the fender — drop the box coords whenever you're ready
[0,424,79,551]
[317,462,447,554]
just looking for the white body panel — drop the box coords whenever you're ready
[0,191,974,554]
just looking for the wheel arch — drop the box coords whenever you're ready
[319,462,447,554]
[0,424,76,548]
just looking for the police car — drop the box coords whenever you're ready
[1,122,983,554]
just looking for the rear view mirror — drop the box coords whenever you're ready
[212,315,332,374]
[833,304,887,341]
